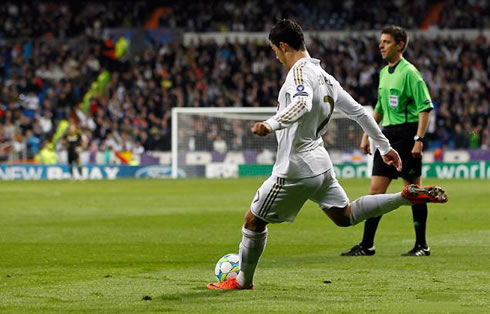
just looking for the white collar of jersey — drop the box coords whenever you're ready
[291,57,320,68]
[309,58,320,64]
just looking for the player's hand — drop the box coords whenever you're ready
[412,141,423,158]
[251,122,272,136]
[360,133,370,155]
[382,148,402,172]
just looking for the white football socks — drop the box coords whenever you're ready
[237,226,267,288]
[350,192,411,225]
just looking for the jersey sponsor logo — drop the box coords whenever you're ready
[296,84,305,91]
[389,95,398,109]
[293,91,309,98]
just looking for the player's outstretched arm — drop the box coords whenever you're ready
[381,149,402,171]
[335,87,392,156]
[360,111,382,155]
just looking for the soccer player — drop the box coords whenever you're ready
[66,124,85,178]
[207,20,447,290]
[341,26,435,257]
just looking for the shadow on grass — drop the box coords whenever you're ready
[159,286,251,302]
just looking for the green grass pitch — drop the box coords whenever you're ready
[0,178,488,313]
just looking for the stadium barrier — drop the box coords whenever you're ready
[239,162,490,179]
[182,29,490,45]
[1,161,489,180]
[0,164,173,180]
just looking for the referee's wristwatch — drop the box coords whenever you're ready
[414,135,424,142]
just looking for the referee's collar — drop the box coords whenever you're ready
[388,58,403,73]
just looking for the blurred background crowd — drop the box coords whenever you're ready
[0,0,488,162]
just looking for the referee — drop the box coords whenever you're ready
[342,25,434,257]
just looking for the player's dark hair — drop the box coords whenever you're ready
[381,25,409,52]
[269,19,305,51]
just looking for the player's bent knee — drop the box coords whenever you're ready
[323,206,351,227]
[333,217,351,227]
[243,210,268,232]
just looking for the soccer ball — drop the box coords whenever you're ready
[214,253,240,282]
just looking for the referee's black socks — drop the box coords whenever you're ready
[412,204,428,248]
[360,206,428,250]
[360,216,382,248]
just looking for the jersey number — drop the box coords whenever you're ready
[316,95,335,136]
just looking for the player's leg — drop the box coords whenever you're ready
[324,193,410,227]
[402,176,430,256]
[361,176,392,246]
[236,210,268,288]
[316,169,446,227]
[329,185,446,227]
[68,152,75,178]
[75,153,82,178]
[237,176,317,288]
[400,136,430,256]
[340,146,399,255]
[341,176,392,256]
[207,209,266,290]
[311,169,395,227]
[234,177,286,289]
[347,191,411,225]
[208,176,318,290]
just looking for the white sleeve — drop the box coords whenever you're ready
[266,65,314,131]
[335,83,392,155]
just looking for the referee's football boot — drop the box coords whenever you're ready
[401,244,431,256]
[207,278,254,290]
[340,244,375,256]
[402,184,448,205]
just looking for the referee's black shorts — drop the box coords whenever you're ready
[372,122,422,180]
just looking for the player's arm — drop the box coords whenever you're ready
[335,83,401,171]
[408,69,433,158]
[412,110,430,158]
[360,87,383,154]
[252,93,311,136]
[335,86,391,154]
[252,69,313,136]
[360,110,383,154]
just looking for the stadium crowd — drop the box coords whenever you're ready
[0,1,150,39]
[161,0,490,31]
[2,0,488,37]
[0,1,489,162]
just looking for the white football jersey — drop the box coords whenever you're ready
[265,57,391,179]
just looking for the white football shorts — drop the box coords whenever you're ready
[250,169,349,223]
